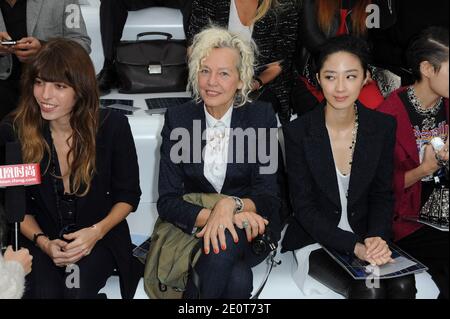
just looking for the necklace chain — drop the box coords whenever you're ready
[407,86,442,116]
[349,104,359,167]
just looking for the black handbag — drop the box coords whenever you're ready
[115,32,188,94]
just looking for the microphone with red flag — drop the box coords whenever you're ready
[1,142,41,251]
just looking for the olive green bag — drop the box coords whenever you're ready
[143,193,226,299]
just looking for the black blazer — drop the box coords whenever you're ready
[186,0,298,121]
[157,100,281,239]
[281,102,396,254]
[0,109,141,298]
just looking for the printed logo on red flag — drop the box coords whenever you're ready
[0,164,41,187]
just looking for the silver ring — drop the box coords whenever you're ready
[218,224,225,230]
[84,249,90,256]
[242,220,249,229]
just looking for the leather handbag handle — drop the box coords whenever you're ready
[136,32,173,41]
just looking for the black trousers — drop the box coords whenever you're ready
[309,249,417,299]
[99,0,192,62]
[22,238,116,299]
[0,79,20,121]
[397,226,449,299]
[184,228,268,299]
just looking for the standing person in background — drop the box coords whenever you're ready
[293,0,397,115]
[378,27,449,299]
[370,0,449,86]
[187,0,298,125]
[0,0,91,120]
[96,0,193,95]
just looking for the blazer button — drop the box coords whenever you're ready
[106,191,110,195]
[350,211,355,217]
[334,210,340,215]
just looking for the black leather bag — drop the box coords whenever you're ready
[115,32,188,94]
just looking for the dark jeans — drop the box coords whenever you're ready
[397,226,449,299]
[309,249,417,299]
[99,0,191,62]
[184,228,269,299]
[0,79,20,121]
[22,238,116,299]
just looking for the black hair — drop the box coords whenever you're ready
[407,26,449,82]
[314,35,372,77]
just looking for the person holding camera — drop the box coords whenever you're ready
[378,27,449,299]
[0,0,91,121]
[157,27,281,299]
[0,209,33,299]
[0,39,141,299]
[281,35,416,298]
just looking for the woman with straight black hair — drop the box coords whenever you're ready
[282,35,416,299]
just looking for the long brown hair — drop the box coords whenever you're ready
[254,0,279,23]
[13,39,99,196]
[316,0,371,37]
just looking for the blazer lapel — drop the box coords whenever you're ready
[190,103,216,192]
[396,101,420,166]
[304,107,341,209]
[347,105,383,207]
[221,105,245,192]
[27,0,44,36]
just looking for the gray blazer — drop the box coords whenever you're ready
[0,0,91,79]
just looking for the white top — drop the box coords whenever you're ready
[228,0,254,43]
[292,168,354,296]
[203,105,233,193]
[336,169,354,233]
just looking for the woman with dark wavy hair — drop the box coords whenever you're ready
[0,39,141,299]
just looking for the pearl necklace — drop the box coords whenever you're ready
[341,104,358,178]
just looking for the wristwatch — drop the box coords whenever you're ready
[254,77,264,90]
[231,196,244,214]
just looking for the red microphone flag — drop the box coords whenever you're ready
[0,163,41,187]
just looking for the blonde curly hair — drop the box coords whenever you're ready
[187,26,256,107]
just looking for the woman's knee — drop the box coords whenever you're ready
[201,229,248,260]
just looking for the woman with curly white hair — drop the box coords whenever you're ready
[157,26,281,298]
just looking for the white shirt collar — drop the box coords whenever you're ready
[204,104,233,129]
